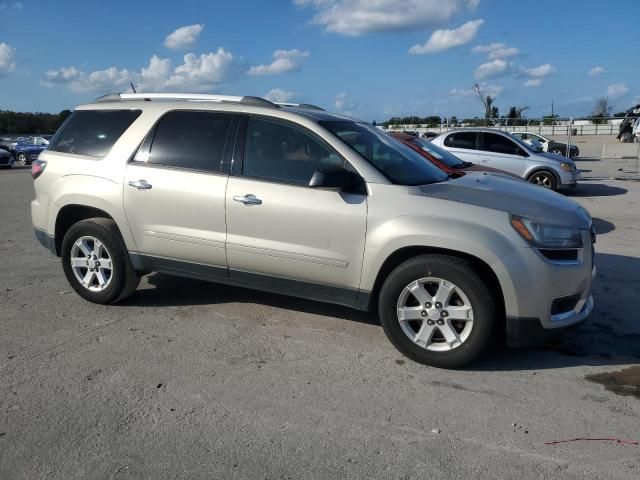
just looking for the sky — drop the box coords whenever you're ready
[0,0,638,121]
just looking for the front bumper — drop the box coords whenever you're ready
[493,230,596,347]
[506,294,593,347]
[558,168,580,188]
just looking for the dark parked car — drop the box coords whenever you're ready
[390,132,516,178]
[14,136,49,166]
[512,132,579,157]
[0,148,14,169]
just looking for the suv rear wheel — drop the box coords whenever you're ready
[61,218,140,304]
[378,254,497,368]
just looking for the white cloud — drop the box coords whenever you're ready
[588,66,605,76]
[42,66,81,84]
[334,91,358,112]
[521,63,556,78]
[264,88,298,102]
[247,49,310,76]
[487,47,519,60]
[450,82,503,98]
[0,42,16,77]
[408,19,484,54]
[471,42,505,53]
[164,24,204,50]
[0,2,23,10]
[42,47,242,93]
[295,0,478,36]
[474,59,509,80]
[606,83,629,100]
[524,78,541,87]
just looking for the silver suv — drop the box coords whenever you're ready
[31,93,596,368]
[431,128,580,190]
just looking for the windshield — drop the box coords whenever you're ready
[320,121,448,186]
[409,138,466,167]
[509,133,537,153]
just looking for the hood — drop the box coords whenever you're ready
[537,151,575,164]
[418,172,591,229]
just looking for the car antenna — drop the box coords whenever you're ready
[130,83,137,93]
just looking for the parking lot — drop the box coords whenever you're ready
[0,138,639,479]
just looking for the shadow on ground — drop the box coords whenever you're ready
[122,252,640,371]
[592,217,615,234]
[567,183,627,197]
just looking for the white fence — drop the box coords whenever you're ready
[385,118,626,136]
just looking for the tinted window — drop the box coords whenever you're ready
[145,111,232,172]
[409,138,465,167]
[243,117,344,185]
[49,110,141,157]
[444,132,477,149]
[481,133,520,155]
[321,121,448,186]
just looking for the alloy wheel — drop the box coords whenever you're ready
[70,236,113,291]
[396,277,474,352]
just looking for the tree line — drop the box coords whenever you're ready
[0,110,72,135]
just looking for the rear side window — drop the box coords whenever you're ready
[481,133,520,155]
[48,110,141,157]
[143,111,233,172]
[443,132,477,149]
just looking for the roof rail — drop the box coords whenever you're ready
[274,102,325,111]
[93,92,277,108]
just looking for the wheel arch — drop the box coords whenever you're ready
[52,203,135,257]
[366,246,505,325]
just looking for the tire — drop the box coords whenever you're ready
[528,170,557,190]
[16,153,27,166]
[620,132,633,143]
[61,218,140,304]
[378,254,498,369]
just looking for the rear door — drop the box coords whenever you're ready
[441,131,479,162]
[477,132,529,176]
[224,115,367,304]
[123,111,236,272]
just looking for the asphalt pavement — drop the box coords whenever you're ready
[0,156,638,479]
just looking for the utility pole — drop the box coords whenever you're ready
[551,99,554,117]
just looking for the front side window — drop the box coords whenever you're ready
[321,121,447,186]
[443,132,477,150]
[144,111,233,172]
[49,110,142,157]
[243,117,344,185]
[481,133,522,155]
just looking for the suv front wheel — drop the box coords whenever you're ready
[61,218,140,304]
[378,254,498,369]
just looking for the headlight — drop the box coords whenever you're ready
[510,215,583,248]
[560,162,575,172]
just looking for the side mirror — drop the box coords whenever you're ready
[309,167,364,193]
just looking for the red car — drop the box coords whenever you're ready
[391,132,514,177]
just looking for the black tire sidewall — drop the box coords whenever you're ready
[378,256,496,369]
[529,171,557,190]
[61,220,128,304]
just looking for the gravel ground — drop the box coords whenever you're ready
[0,153,638,479]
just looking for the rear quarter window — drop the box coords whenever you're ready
[48,110,142,157]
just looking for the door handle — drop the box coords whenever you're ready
[128,179,152,190]
[233,194,262,205]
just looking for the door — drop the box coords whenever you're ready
[123,111,235,272]
[477,132,529,176]
[225,116,367,302]
[441,131,479,162]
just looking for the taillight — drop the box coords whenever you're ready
[31,159,47,179]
